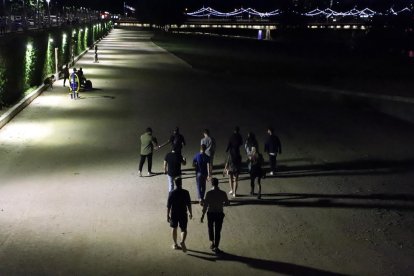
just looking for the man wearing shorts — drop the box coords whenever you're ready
[167,178,192,252]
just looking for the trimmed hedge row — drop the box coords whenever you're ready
[0,21,112,108]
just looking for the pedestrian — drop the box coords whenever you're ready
[244,132,259,156]
[167,177,192,252]
[43,75,55,90]
[78,67,85,85]
[139,127,159,177]
[264,127,282,175]
[200,178,229,254]
[168,127,186,154]
[164,148,187,192]
[62,64,70,87]
[248,147,264,199]
[201,129,216,168]
[94,45,99,63]
[193,144,212,204]
[225,126,243,157]
[224,151,241,197]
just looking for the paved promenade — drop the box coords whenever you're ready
[0,28,414,275]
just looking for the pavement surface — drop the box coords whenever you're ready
[1,28,414,275]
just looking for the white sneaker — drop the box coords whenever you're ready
[228,190,233,194]
[139,171,142,177]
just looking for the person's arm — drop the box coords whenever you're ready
[207,162,212,179]
[167,206,171,222]
[181,156,187,166]
[200,196,208,223]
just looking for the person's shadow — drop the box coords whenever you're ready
[186,249,347,275]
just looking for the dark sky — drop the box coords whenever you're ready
[58,0,413,13]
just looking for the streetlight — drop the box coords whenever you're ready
[46,0,51,26]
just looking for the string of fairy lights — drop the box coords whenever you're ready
[186,6,412,18]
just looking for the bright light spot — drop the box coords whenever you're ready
[27,43,33,50]
[49,38,54,42]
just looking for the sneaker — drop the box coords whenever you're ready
[172,244,181,250]
[228,190,233,195]
[232,193,237,198]
[138,171,142,177]
[257,194,262,199]
[213,247,223,254]
[210,243,215,250]
[180,241,187,253]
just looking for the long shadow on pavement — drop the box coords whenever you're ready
[228,193,414,211]
[274,159,414,178]
[186,249,347,276]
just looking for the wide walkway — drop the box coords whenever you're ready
[0,28,414,275]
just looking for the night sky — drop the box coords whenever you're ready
[59,0,413,13]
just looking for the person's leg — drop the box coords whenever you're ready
[228,174,233,194]
[257,176,262,199]
[250,174,255,195]
[207,212,215,249]
[172,227,177,245]
[214,213,225,250]
[270,155,276,174]
[138,155,146,175]
[147,153,153,173]
[196,173,202,200]
[179,216,188,252]
[233,173,239,196]
[200,174,207,200]
[168,175,174,192]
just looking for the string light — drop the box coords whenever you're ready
[187,6,412,19]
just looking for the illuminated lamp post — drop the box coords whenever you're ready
[46,0,51,26]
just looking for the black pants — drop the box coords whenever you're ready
[269,155,277,172]
[207,212,225,248]
[139,154,152,172]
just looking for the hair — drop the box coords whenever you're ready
[211,178,219,187]
[174,177,182,187]
[234,126,240,133]
[268,127,274,134]
[201,144,207,152]
[174,127,179,133]
[203,129,209,135]
[146,127,152,133]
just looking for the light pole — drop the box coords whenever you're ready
[46,0,50,26]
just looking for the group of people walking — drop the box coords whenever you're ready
[138,126,282,254]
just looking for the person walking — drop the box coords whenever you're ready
[248,147,264,199]
[200,178,229,254]
[225,126,243,157]
[167,178,192,252]
[244,132,259,156]
[201,129,216,168]
[264,127,282,175]
[62,64,70,87]
[160,127,186,154]
[224,151,241,197]
[164,148,187,192]
[139,127,158,177]
[193,144,212,204]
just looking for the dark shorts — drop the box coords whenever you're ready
[170,215,188,231]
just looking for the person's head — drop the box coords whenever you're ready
[200,144,206,153]
[73,68,77,72]
[211,178,219,187]
[173,127,179,134]
[251,146,257,154]
[267,127,274,135]
[203,129,209,137]
[79,67,83,71]
[146,127,152,134]
[234,126,240,133]
[174,177,182,189]
[247,132,255,139]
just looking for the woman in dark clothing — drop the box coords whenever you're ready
[248,147,264,199]
[244,132,259,156]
